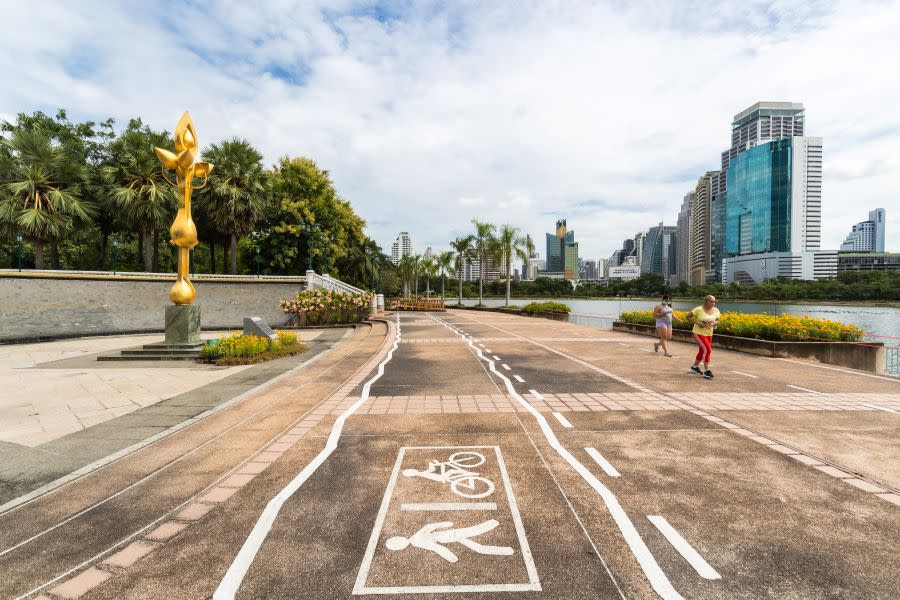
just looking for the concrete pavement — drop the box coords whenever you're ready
[1,309,898,599]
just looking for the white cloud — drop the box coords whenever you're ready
[1,0,898,260]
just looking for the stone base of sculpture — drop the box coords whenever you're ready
[165,304,201,344]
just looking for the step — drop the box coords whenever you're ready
[97,353,202,362]
[141,343,206,351]
[121,349,203,357]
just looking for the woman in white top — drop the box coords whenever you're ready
[652,294,679,357]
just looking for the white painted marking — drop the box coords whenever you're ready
[528,389,544,400]
[493,355,502,361]
[647,516,721,580]
[214,316,402,600]
[485,348,493,353]
[639,348,652,353]
[513,375,525,383]
[730,370,758,378]
[618,343,631,347]
[429,314,685,600]
[787,384,826,396]
[862,403,900,415]
[402,451,495,499]
[585,447,621,477]
[773,357,900,382]
[501,363,511,371]
[552,412,574,428]
[400,502,497,511]
[354,446,540,594]
[386,519,514,563]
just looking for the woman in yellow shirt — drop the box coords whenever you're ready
[685,295,720,379]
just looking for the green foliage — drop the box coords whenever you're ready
[280,288,374,325]
[201,330,303,364]
[521,301,571,314]
[619,310,863,342]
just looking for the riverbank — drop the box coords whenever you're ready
[449,296,900,308]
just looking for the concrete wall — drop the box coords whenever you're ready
[612,321,885,374]
[0,276,306,343]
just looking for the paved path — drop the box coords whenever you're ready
[1,311,898,599]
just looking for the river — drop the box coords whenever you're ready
[459,297,900,344]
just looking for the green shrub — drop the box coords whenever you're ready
[521,301,571,315]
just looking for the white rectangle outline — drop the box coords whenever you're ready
[353,445,541,594]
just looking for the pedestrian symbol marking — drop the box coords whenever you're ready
[386,519,514,563]
[353,445,540,594]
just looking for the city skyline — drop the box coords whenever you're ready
[3,2,898,258]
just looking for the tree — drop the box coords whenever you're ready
[421,255,438,296]
[411,254,422,296]
[102,119,176,271]
[199,138,270,274]
[496,224,527,306]
[437,250,455,301]
[522,233,535,280]
[397,254,416,298]
[450,235,475,305]
[471,220,496,305]
[339,236,382,289]
[0,126,93,269]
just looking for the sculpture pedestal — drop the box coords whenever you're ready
[165,304,201,345]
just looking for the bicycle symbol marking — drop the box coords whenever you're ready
[402,451,496,499]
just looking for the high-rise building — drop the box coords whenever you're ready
[423,246,437,259]
[597,258,610,278]
[690,171,720,285]
[580,259,598,280]
[721,102,805,185]
[608,249,623,269]
[390,232,412,265]
[674,192,693,285]
[725,137,823,257]
[462,256,503,282]
[641,223,678,281]
[841,209,886,252]
[544,219,579,280]
[633,231,646,272]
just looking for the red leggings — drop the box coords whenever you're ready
[693,334,712,364]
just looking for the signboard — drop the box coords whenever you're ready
[608,265,641,279]
[354,446,540,594]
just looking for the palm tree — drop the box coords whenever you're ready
[450,235,475,306]
[103,119,175,271]
[522,233,536,280]
[397,254,416,298]
[341,236,381,289]
[437,250,455,301]
[200,138,269,274]
[496,224,528,306]
[471,220,496,305]
[421,256,438,296]
[0,127,92,269]
[411,253,422,296]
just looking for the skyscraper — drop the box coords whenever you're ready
[544,219,579,280]
[390,232,412,265]
[721,102,805,184]
[690,171,720,285]
[641,223,677,281]
[841,209,886,252]
[674,192,692,284]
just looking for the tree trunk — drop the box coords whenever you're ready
[33,239,45,270]
[403,280,409,299]
[99,233,109,270]
[458,268,463,306]
[223,243,230,275]
[478,254,484,305]
[50,241,60,270]
[209,241,216,274]
[506,274,511,306]
[415,275,419,297]
[142,231,153,272]
[230,233,238,274]
[152,229,160,272]
[137,232,144,265]
[441,275,445,300]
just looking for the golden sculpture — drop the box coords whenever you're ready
[155,112,212,305]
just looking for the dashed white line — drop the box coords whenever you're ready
[730,370,758,378]
[862,403,899,415]
[552,412,574,428]
[618,343,631,347]
[493,355,502,361]
[514,375,525,383]
[585,447,621,477]
[787,384,826,396]
[639,348,652,353]
[647,516,721,580]
[501,363,511,371]
[528,389,544,400]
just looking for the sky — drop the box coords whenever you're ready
[1,0,898,260]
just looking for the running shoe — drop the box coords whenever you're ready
[654,342,660,352]
[664,353,673,357]
[690,365,702,375]
[703,370,714,379]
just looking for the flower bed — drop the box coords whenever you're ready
[521,301,571,315]
[201,331,304,365]
[280,289,373,325]
[619,310,863,342]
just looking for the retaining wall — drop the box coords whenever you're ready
[0,274,306,343]
[612,321,885,374]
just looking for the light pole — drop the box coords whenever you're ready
[16,233,23,272]
[111,236,119,275]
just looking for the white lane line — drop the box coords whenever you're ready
[214,316,401,600]
[862,403,900,415]
[618,343,631,347]
[400,502,497,511]
[514,375,526,383]
[429,314,685,600]
[639,348,652,353]
[787,384,826,396]
[501,363,511,371]
[730,370,758,378]
[585,447,621,477]
[493,355,502,361]
[647,516,721,580]
[552,412,574,428]
[773,357,900,382]
[485,348,493,353]
[528,389,544,400]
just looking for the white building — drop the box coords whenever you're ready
[723,250,837,284]
[841,209,886,252]
[390,232,412,265]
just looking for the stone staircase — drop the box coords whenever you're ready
[97,341,205,362]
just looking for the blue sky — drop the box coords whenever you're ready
[2,0,898,259]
